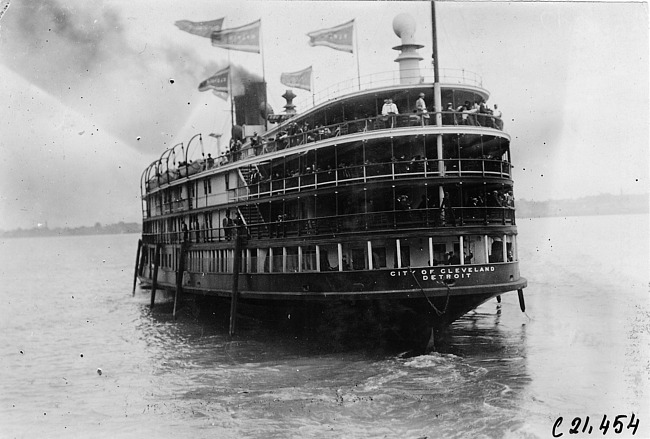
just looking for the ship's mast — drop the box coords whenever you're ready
[431,1,445,203]
[431,1,440,84]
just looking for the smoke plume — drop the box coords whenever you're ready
[0,0,261,153]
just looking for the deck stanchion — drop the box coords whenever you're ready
[517,289,525,312]
[229,231,244,336]
[150,244,161,309]
[173,242,187,319]
[137,243,147,281]
[132,239,142,295]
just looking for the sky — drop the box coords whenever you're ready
[0,0,647,230]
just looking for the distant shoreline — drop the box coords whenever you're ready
[515,193,648,219]
[0,222,141,239]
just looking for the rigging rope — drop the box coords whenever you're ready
[409,267,451,316]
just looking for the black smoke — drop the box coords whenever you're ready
[0,0,260,152]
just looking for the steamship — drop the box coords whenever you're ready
[134,12,527,349]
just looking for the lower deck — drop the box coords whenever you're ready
[139,247,525,300]
[135,235,527,348]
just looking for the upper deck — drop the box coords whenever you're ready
[293,66,486,112]
[142,68,505,196]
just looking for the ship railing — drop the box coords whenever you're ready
[255,208,514,240]
[231,158,511,202]
[141,206,514,244]
[144,112,505,193]
[295,67,483,111]
[221,112,504,165]
[144,157,511,209]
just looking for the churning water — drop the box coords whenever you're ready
[1,214,648,438]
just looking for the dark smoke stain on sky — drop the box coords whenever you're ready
[0,0,223,153]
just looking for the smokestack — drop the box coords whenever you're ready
[234,81,267,126]
[392,13,424,85]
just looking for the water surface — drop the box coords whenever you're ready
[1,214,648,438]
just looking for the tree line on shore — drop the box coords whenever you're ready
[0,221,141,238]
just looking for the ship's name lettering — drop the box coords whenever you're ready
[389,266,495,280]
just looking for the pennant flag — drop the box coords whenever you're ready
[198,67,230,94]
[211,20,261,53]
[280,66,312,92]
[174,18,224,38]
[307,20,354,53]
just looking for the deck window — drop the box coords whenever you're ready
[369,241,387,269]
[301,245,318,272]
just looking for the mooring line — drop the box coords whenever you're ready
[408,268,451,316]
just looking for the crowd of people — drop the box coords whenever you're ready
[158,92,505,185]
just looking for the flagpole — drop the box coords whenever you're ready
[259,20,268,131]
[311,68,315,106]
[228,52,234,133]
[354,19,361,90]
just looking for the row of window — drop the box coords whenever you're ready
[151,235,516,275]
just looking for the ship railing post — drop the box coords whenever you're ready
[132,239,142,296]
[138,242,147,280]
[229,227,245,336]
[150,244,161,309]
[173,242,187,319]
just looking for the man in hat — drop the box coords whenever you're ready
[381,98,398,116]
[415,92,428,125]
[381,98,399,127]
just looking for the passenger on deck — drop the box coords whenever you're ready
[232,139,242,161]
[458,102,469,125]
[381,98,399,127]
[206,153,215,169]
[487,190,503,207]
[466,102,479,126]
[223,210,233,240]
[503,190,514,207]
[234,212,247,238]
[492,104,503,129]
[252,133,264,155]
[443,103,455,125]
[415,93,429,124]
[447,251,461,265]
[478,101,491,126]
[342,255,350,271]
